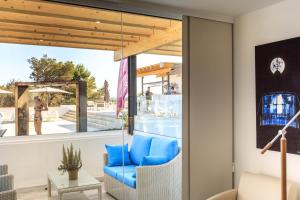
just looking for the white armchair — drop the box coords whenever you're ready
[0,165,17,200]
[207,172,297,200]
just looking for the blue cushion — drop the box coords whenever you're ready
[103,165,136,179]
[129,135,152,165]
[116,172,136,188]
[140,156,169,166]
[105,144,131,166]
[149,137,179,161]
[132,156,169,177]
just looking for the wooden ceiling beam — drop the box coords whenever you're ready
[167,43,182,47]
[0,7,167,31]
[137,68,172,78]
[171,41,182,46]
[157,45,182,52]
[0,27,134,44]
[0,18,151,37]
[0,22,140,42]
[0,30,126,47]
[0,0,177,30]
[146,50,182,57]
[114,23,182,61]
[0,36,118,51]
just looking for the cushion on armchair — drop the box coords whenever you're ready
[237,172,297,200]
[149,137,179,161]
[116,172,136,188]
[132,156,168,177]
[104,165,136,179]
[105,144,131,166]
[140,156,169,166]
[103,165,137,188]
[129,135,152,165]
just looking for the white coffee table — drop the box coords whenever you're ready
[47,170,102,200]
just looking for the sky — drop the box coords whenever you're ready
[0,43,182,97]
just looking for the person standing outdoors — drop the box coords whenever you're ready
[33,96,48,135]
[145,87,153,112]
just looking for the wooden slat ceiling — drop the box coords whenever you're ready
[137,62,175,77]
[0,0,182,60]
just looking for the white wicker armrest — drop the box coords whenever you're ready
[206,189,238,200]
[0,189,17,200]
[103,153,108,166]
[135,151,182,200]
[0,175,14,192]
[0,165,8,176]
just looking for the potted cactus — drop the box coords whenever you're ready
[58,144,82,180]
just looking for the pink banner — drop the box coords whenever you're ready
[116,58,128,116]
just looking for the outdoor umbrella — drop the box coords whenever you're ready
[29,87,72,106]
[0,89,12,94]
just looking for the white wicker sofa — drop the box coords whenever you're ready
[103,134,182,200]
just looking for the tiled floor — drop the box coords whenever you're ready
[17,185,115,200]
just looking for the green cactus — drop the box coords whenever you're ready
[58,144,82,173]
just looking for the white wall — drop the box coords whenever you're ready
[0,132,130,189]
[234,0,300,198]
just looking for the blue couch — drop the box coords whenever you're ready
[103,134,181,200]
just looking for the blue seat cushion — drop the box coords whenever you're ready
[103,165,136,179]
[105,144,131,166]
[149,137,179,161]
[129,135,152,165]
[132,156,169,177]
[141,156,169,166]
[116,172,136,188]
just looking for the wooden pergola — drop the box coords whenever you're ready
[0,0,182,60]
[15,81,87,136]
[137,62,175,78]
[137,62,181,94]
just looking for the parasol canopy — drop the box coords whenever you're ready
[29,87,72,94]
[29,86,72,106]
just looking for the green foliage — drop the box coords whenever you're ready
[121,111,128,127]
[28,55,74,82]
[28,55,101,105]
[0,55,111,107]
[58,144,82,173]
[0,79,17,107]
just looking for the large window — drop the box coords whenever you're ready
[135,55,182,139]
[0,1,183,199]
[0,46,123,136]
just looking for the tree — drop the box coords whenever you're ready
[0,79,17,107]
[72,64,97,98]
[28,55,99,105]
[28,55,73,82]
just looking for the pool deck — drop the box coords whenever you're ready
[1,119,98,137]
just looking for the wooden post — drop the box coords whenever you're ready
[162,76,164,94]
[141,77,144,95]
[167,73,170,94]
[281,135,287,200]
[128,55,137,135]
[15,84,29,136]
[76,81,87,132]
